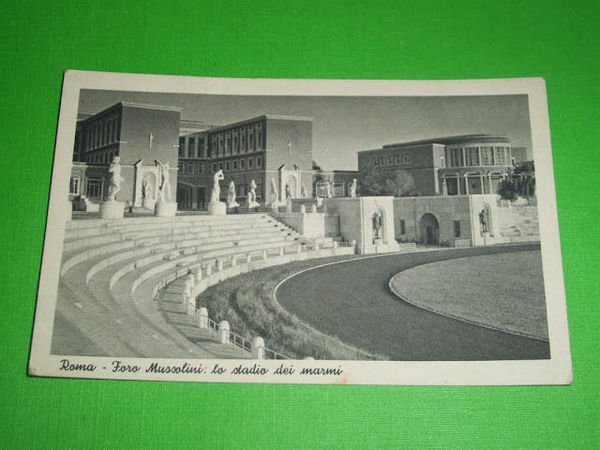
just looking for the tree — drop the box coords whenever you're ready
[360,159,419,197]
[513,161,536,199]
[497,178,519,201]
[496,161,536,201]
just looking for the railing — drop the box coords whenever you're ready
[229,331,253,353]
[264,348,290,360]
[151,236,358,360]
[207,317,219,332]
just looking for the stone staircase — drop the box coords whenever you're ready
[54,213,350,359]
[497,205,540,242]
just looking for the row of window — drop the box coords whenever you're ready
[69,176,103,198]
[210,155,263,174]
[210,122,264,157]
[445,146,511,168]
[80,114,121,152]
[373,153,412,167]
[86,151,117,165]
[179,161,205,175]
[178,136,207,159]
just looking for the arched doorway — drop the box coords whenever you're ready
[419,213,440,245]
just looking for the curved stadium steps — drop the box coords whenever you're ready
[56,214,306,358]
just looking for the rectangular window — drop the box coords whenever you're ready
[185,162,194,174]
[257,156,262,168]
[257,126,263,149]
[402,153,411,165]
[248,129,254,151]
[248,158,253,168]
[197,138,204,158]
[446,148,463,167]
[212,163,217,172]
[225,162,230,171]
[240,159,245,169]
[454,220,461,238]
[400,219,406,235]
[86,178,103,199]
[218,162,223,170]
[481,146,494,165]
[388,155,393,165]
[395,154,401,165]
[188,138,195,158]
[69,176,80,195]
[494,147,507,165]
[198,163,203,174]
[178,137,185,157]
[465,147,480,166]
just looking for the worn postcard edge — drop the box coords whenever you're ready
[28,71,572,385]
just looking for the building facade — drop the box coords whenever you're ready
[177,114,314,210]
[71,102,181,209]
[357,135,514,197]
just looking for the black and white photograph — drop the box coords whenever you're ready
[29,72,571,384]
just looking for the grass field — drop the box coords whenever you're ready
[195,255,385,360]
[390,250,548,340]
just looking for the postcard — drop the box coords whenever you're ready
[29,71,572,384]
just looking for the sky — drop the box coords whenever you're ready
[79,90,532,171]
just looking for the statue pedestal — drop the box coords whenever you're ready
[208,201,226,216]
[142,197,156,210]
[100,201,125,219]
[154,201,177,217]
[247,201,259,209]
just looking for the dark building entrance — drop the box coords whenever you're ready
[419,213,440,245]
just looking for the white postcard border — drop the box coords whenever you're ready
[29,71,572,385]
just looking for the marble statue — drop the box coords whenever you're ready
[325,180,333,198]
[372,210,383,240]
[155,160,172,202]
[142,177,152,200]
[350,178,357,198]
[107,156,124,201]
[210,169,225,203]
[270,178,279,206]
[227,181,239,208]
[247,179,259,208]
[300,184,307,198]
[479,208,489,233]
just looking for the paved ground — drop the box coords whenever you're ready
[276,244,550,360]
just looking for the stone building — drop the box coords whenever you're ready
[70,102,181,209]
[70,103,316,211]
[357,134,514,197]
[177,115,314,210]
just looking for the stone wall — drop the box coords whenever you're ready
[393,194,513,247]
[325,197,399,254]
[273,212,326,238]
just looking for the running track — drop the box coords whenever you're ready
[276,244,550,360]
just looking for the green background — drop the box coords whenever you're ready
[1,0,598,448]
